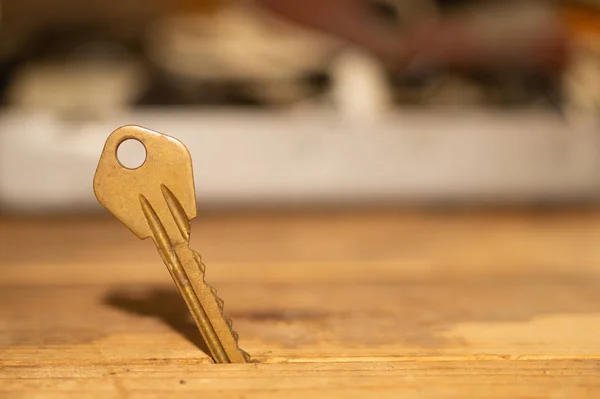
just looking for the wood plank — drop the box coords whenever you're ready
[1,210,600,397]
[3,210,600,285]
[2,361,599,398]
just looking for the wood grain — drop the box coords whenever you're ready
[1,210,600,397]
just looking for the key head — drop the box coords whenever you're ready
[94,125,197,239]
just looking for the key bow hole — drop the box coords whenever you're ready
[117,138,147,170]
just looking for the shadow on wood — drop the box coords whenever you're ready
[103,287,212,357]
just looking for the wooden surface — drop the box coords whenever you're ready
[2,209,600,397]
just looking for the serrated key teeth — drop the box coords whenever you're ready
[232,331,239,341]
[225,317,233,329]
[192,251,202,262]
[192,252,206,274]
[208,286,225,310]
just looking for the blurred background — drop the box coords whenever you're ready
[0,0,599,212]
[3,1,600,377]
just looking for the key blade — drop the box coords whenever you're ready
[93,125,197,239]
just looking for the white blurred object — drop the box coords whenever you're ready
[1,107,600,212]
[6,48,146,120]
[330,50,392,121]
[146,2,339,103]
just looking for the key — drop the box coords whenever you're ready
[93,125,250,364]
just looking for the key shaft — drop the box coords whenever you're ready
[139,188,247,363]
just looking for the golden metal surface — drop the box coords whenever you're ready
[93,125,249,364]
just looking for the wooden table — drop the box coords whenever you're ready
[2,210,600,397]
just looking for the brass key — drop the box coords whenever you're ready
[93,125,249,363]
